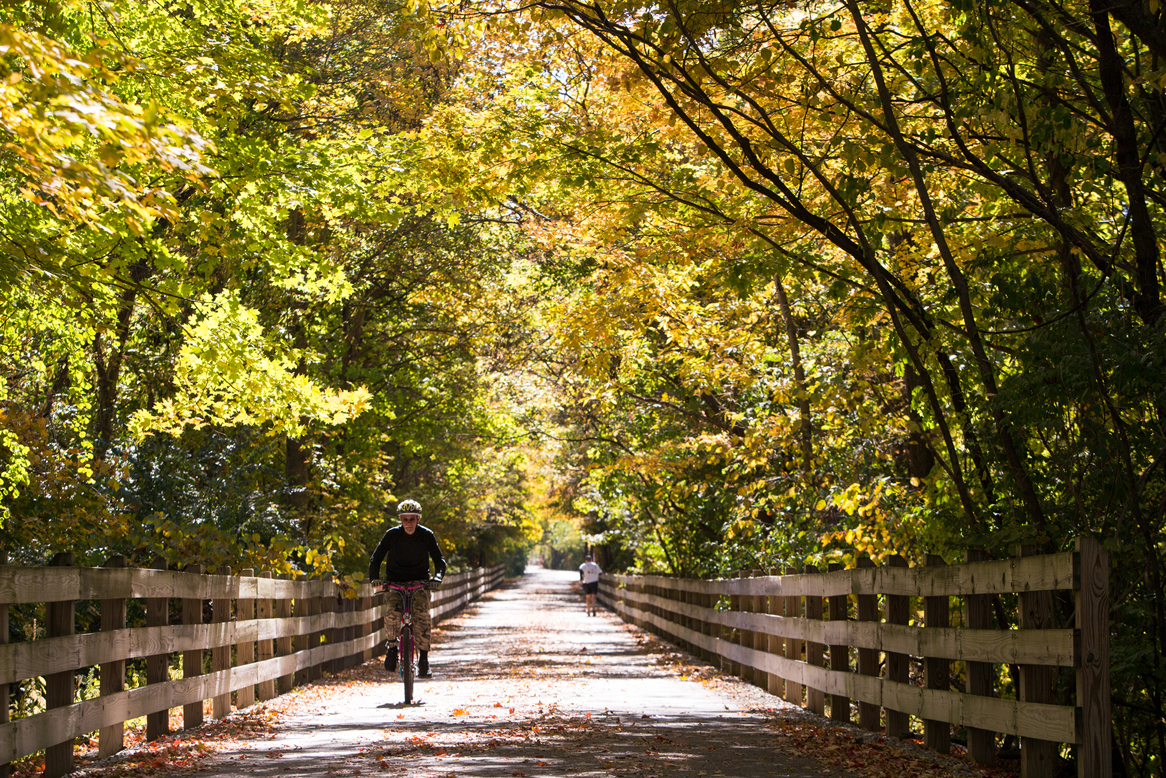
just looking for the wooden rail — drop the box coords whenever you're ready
[0,561,505,776]
[598,538,1110,778]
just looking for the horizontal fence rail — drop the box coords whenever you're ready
[598,538,1110,778]
[0,559,504,777]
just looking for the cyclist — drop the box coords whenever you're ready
[368,499,447,678]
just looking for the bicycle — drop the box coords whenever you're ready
[382,581,429,704]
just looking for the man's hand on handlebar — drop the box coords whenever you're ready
[427,577,442,590]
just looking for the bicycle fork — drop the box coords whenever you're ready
[399,596,416,678]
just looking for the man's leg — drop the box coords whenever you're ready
[414,584,433,677]
[383,588,404,671]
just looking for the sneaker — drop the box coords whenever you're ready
[385,647,398,673]
[418,651,431,678]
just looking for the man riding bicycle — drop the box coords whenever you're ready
[368,499,447,678]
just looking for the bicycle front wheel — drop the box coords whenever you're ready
[401,628,414,704]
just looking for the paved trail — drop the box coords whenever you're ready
[127,569,917,778]
[181,568,861,778]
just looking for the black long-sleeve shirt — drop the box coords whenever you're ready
[367,524,447,583]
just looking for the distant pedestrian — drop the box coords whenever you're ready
[579,554,602,616]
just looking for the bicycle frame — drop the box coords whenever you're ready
[385,582,427,704]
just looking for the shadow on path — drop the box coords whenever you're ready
[130,568,863,778]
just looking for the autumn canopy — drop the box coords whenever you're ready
[0,0,1163,770]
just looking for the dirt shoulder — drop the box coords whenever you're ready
[70,568,1004,778]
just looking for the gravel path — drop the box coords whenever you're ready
[76,568,990,778]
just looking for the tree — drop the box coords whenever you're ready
[410,0,1165,768]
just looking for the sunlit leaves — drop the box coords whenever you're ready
[130,292,371,439]
[0,25,215,233]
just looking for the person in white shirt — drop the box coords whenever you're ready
[578,554,602,616]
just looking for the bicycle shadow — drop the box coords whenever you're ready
[376,700,428,709]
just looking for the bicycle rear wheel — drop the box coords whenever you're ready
[401,627,414,704]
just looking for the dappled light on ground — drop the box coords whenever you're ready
[60,570,1013,778]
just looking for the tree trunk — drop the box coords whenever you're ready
[92,260,150,459]
[772,276,812,472]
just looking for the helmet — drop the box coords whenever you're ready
[397,499,422,515]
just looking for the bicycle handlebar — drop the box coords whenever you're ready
[381,581,430,593]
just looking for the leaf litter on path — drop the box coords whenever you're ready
[60,571,1017,778]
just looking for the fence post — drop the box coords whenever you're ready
[183,563,205,730]
[923,554,950,754]
[827,562,850,722]
[1075,537,1111,778]
[784,567,803,707]
[211,566,231,719]
[964,550,995,766]
[695,586,707,661]
[728,575,741,678]
[306,577,319,681]
[373,585,386,661]
[350,589,360,668]
[739,574,753,684]
[99,555,128,757]
[626,578,637,630]
[804,564,825,715]
[345,592,356,669]
[45,551,75,778]
[751,574,768,692]
[1019,545,1056,778]
[321,578,332,674]
[651,579,661,636]
[307,577,322,682]
[257,571,276,701]
[317,577,329,679]
[324,578,335,675]
[696,588,710,663]
[337,591,349,671]
[685,585,698,659]
[767,571,785,700]
[856,556,880,732]
[294,577,311,686]
[146,557,170,741]
[296,580,309,684]
[236,568,256,710]
[884,555,910,740]
[360,585,372,664]
[276,575,294,694]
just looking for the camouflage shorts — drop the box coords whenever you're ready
[384,580,433,651]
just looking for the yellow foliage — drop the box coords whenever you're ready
[130,292,371,439]
[0,25,215,228]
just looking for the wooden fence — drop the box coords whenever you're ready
[598,538,1110,778]
[0,557,505,777]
